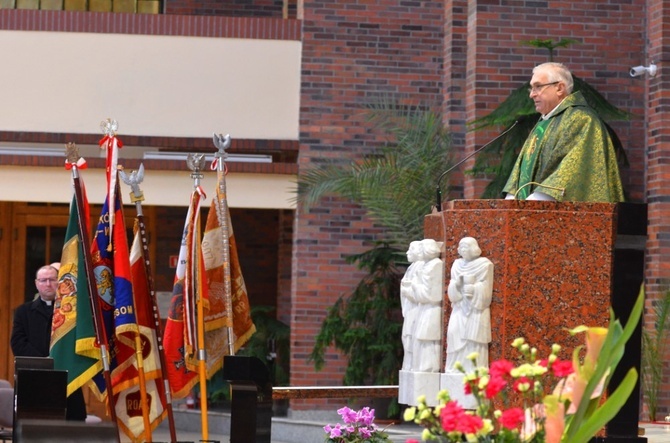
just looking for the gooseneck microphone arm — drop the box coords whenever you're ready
[434,117,525,212]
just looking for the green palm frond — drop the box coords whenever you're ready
[296,101,452,247]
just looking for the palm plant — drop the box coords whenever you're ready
[297,101,452,248]
[641,289,670,421]
[297,101,452,415]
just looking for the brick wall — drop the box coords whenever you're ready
[293,0,445,411]
[645,0,670,419]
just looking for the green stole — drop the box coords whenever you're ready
[517,118,551,200]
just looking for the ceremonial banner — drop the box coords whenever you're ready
[164,189,206,399]
[50,194,103,396]
[91,178,138,401]
[114,222,168,441]
[202,191,255,365]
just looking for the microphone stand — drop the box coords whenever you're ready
[434,118,525,212]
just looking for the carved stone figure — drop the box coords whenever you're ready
[445,237,494,372]
[411,239,444,373]
[400,241,422,371]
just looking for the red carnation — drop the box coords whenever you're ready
[457,413,484,434]
[490,359,515,378]
[500,407,525,429]
[552,359,574,378]
[440,401,465,432]
[485,374,507,399]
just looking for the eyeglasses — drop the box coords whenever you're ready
[528,81,559,94]
[36,278,58,283]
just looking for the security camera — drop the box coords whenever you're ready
[630,63,657,77]
[630,66,646,77]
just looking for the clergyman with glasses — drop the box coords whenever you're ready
[10,264,87,420]
[502,62,624,202]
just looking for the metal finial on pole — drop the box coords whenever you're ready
[187,153,206,188]
[100,118,119,137]
[212,133,235,356]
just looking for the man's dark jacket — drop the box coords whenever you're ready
[11,298,87,421]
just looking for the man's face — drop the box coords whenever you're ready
[529,70,564,116]
[35,268,58,302]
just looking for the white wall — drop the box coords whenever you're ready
[0,30,301,140]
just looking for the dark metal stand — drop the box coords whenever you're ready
[223,355,273,443]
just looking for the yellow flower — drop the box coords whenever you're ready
[437,389,450,402]
[478,375,489,390]
[512,337,525,348]
[467,351,479,361]
[511,362,547,378]
[403,407,416,421]
[479,419,494,435]
[419,408,432,420]
[551,343,561,354]
[421,428,433,441]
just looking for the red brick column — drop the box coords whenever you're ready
[645,0,670,419]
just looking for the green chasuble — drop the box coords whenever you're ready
[502,91,625,202]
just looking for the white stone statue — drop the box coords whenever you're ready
[410,239,444,373]
[400,241,422,371]
[445,237,493,372]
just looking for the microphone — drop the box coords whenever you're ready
[434,116,531,212]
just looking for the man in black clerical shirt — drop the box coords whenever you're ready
[10,265,87,421]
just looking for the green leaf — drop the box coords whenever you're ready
[568,368,638,443]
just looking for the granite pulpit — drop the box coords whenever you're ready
[425,199,646,442]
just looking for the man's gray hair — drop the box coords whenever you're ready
[533,62,574,94]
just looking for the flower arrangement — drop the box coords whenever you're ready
[403,288,644,443]
[324,406,391,442]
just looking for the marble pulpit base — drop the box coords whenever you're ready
[398,370,441,407]
[440,372,477,410]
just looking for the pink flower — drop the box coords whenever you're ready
[554,372,587,414]
[457,413,483,434]
[463,377,479,395]
[440,400,466,432]
[485,374,507,399]
[406,440,420,443]
[543,394,565,443]
[552,359,574,378]
[499,407,525,429]
[490,359,515,378]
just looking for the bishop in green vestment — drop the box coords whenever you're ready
[502,62,624,203]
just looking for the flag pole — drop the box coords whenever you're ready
[212,133,236,356]
[187,154,210,442]
[119,164,178,443]
[65,143,121,440]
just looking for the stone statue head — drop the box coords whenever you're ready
[406,240,422,263]
[421,239,442,260]
[457,237,482,261]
